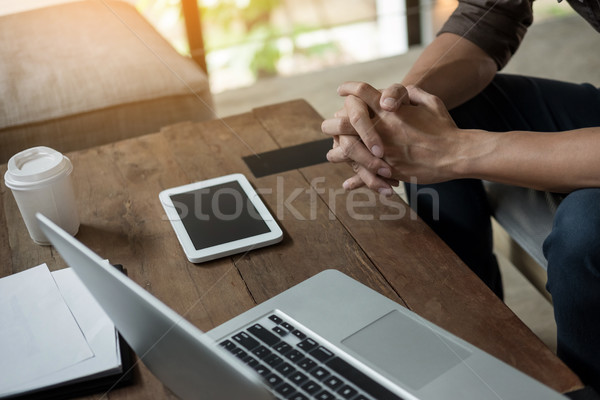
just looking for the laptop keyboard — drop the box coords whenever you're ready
[219,313,404,400]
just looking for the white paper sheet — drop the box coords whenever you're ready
[0,264,94,396]
[7,267,124,396]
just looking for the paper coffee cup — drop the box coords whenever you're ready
[4,146,80,244]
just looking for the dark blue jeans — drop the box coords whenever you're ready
[405,74,600,389]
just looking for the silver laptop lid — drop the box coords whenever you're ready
[36,213,272,400]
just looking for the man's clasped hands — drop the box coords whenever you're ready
[321,82,469,195]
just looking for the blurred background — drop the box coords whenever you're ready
[134,0,456,93]
[130,0,573,93]
[1,0,574,94]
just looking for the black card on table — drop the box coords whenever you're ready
[243,138,333,178]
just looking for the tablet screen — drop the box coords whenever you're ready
[169,180,271,250]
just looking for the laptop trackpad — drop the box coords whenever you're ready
[341,310,472,390]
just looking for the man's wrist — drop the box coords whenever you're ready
[451,128,497,180]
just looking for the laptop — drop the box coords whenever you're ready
[37,214,566,400]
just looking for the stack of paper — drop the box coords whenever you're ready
[0,264,123,398]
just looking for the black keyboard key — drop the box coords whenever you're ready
[232,348,248,360]
[252,363,271,377]
[248,324,281,346]
[301,380,322,394]
[289,394,309,400]
[323,375,343,390]
[291,330,306,340]
[219,339,236,352]
[289,371,309,385]
[233,331,260,350]
[355,395,369,400]
[310,366,330,381]
[315,390,335,400]
[265,373,283,388]
[275,362,296,376]
[281,322,295,331]
[297,358,317,372]
[269,315,283,324]
[252,345,272,360]
[245,357,259,368]
[297,338,318,352]
[326,356,404,400]
[286,349,304,363]
[275,383,296,397]
[265,354,284,367]
[272,326,288,336]
[338,385,358,399]
[274,342,292,355]
[310,346,334,362]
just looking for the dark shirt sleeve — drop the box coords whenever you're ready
[438,0,534,70]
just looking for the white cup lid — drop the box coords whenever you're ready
[4,146,73,189]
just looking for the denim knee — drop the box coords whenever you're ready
[543,188,600,292]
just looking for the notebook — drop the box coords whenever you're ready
[36,213,566,400]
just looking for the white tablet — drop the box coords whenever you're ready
[159,174,283,263]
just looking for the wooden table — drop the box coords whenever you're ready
[0,100,583,398]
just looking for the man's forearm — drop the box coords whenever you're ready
[454,127,600,192]
[402,33,497,110]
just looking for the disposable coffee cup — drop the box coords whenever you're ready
[4,146,80,245]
